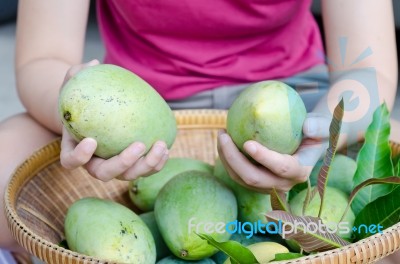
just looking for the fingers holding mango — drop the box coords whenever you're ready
[59,64,177,180]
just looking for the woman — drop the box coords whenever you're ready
[1,1,398,262]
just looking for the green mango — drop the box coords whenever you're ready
[155,171,237,260]
[130,158,213,211]
[59,64,177,159]
[213,159,272,224]
[140,211,171,260]
[157,256,216,264]
[289,187,355,240]
[309,154,357,195]
[227,81,306,155]
[65,197,156,263]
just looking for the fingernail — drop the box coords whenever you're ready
[153,143,166,155]
[82,139,97,154]
[162,153,169,161]
[246,142,257,155]
[219,133,229,144]
[87,59,99,66]
[132,143,145,156]
[306,119,318,137]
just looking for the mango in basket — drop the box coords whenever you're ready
[58,64,177,159]
[227,80,306,155]
[140,211,171,260]
[130,158,213,211]
[289,186,355,240]
[155,171,238,260]
[65,197,156,263]
[309,154,357,195]
[213,158,272,224]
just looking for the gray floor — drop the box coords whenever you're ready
[1,20,400,122]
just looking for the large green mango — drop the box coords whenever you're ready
[213,159,272,224]
[65,197,156,263]
[59,64,177,159]
[227,81,306,155]
[289,187,355,240]
[130,158,213,211]
[155,171,237,260]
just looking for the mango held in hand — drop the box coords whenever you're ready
[154,171,237,260]
[227,81,306,155]
[59,64,177,159]
[65,197,156,263]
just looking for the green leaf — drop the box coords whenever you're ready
[317,99,344,218]
[353,186,400,241]
[395,159,400,177]
[270,188,290,212]
[197,233,259,264]
[273,252,304,261]
[352,103,394,216]
[340,176,400,222]
[266,211,350,253]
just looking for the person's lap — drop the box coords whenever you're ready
[0,113,57,251]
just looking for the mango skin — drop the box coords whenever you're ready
[227,81,306,155]
[157,256,216,264]
[65,197,156,263]
[289,187,355,240]
[130,158,213,211]
[140,211,171,261]
[309,154,357,195]
[154,171,238,260]
[59,64,177,159]
[223,242,288,264]
[213,159,272,224]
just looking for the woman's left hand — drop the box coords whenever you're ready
[217,114,331,193]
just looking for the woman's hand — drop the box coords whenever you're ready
[59,61,169,181]
[217,114,331,193]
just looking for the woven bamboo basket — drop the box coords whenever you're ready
[4,109,400,264]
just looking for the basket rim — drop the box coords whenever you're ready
[4,109,400,264]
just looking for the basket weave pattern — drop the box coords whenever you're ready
[4,109,400,264]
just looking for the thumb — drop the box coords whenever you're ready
[62,59,100,85]
[303,113,331,139]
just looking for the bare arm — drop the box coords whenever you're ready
[317,0,398,146]
[15,0,90,134]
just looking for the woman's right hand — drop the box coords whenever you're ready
[59,61,170,182]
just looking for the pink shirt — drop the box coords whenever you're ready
[97,0,324,100]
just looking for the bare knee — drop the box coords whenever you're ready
[0,113,57,251]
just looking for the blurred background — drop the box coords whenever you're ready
[1,0,400,122]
